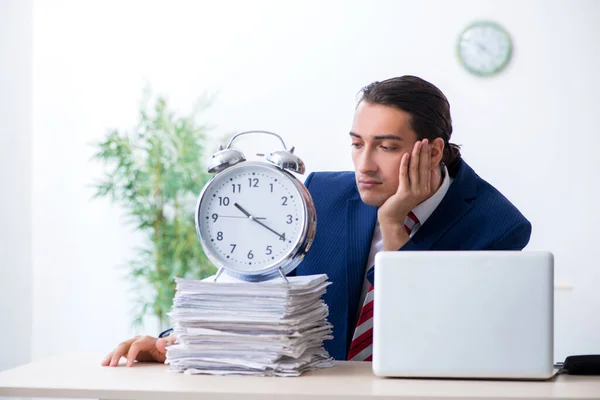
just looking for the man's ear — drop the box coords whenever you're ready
[430,138,445,169]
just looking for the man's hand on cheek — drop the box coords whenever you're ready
[377,139,435,249]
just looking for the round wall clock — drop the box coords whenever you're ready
[457,20,513,77]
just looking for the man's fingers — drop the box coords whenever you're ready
[101,352,113,366]
[398,152,410,193]
[109,338,136,367]
[152,336,175,363]
[419,139,431,191]
[126,338,148,367]
[155,335,177,353]
[156,338,167,353]
[409,141,421,189]
[109,343,129,367]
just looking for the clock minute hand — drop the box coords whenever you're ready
[219,215,266,220]
[254,219,285,240]
[234,202,285,240]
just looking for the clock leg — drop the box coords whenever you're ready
[214,267,225,282]
[278,267,289,284]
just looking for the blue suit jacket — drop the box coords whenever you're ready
[294,158,532,361]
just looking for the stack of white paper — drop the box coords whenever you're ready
[165,274,335,376]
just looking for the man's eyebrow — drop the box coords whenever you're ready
[374,134,403,141]
[349,132,403,141]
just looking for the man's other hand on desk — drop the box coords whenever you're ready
[101,335,176,367]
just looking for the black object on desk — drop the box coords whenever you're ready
[561,355,600,375]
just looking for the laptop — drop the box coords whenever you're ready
[372,251,555,380]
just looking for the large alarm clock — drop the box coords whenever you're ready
[195,130,316,282]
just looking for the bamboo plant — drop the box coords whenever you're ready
[91,90,217,329]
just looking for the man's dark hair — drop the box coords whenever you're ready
[358,75,462,176]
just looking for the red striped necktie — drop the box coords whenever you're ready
[347,211,420,362]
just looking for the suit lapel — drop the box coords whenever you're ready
[346,197,378,286]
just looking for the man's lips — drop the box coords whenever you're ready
[358,179,382,188]
[359,179,381,183]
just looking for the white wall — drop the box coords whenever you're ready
[30,0,600,363]
[0,0,33,373]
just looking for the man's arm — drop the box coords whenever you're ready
[487,221,532,251]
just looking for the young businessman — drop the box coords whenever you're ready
[102,75,531,367]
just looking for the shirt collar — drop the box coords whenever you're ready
[411,165,453,226]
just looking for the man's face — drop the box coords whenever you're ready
[350,101,418,207]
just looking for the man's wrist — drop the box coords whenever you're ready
[380,221,410,251]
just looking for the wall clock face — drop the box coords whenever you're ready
[457,21,513,77]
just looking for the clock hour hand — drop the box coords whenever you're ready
[463,38,492,57]
[234,202,285,240]
[475,42,492,57]
[233,202,253,219]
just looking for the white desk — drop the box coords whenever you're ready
[0,354,599,400]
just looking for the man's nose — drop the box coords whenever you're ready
[357,149,377,174]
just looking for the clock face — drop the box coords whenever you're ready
[196,162,308,276]
[457,21,512,77]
